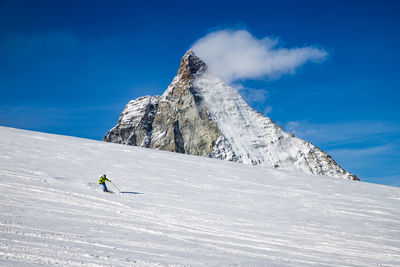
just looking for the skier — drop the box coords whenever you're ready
[99,174,111,192]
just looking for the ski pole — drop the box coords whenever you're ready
[111,181,121,192]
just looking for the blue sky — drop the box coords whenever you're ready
[1,0,399,186]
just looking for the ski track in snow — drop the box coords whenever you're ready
[0,126,399,266]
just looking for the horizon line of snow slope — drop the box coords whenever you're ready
[1,126,399,266]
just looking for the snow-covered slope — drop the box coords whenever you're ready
[1,126,399,266]
[104,50,358,180]
[195,72,355,178]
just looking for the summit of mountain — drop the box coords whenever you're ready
[104,51,358,181]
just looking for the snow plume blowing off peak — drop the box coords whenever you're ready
[190,29,328,83]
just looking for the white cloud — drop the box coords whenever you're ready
[191,29,328,83]
[233,83,269,104]
[285,120,400,148]
[330,144,394,158]
[264,106,273,115]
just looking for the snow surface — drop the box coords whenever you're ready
[1,126,399,266]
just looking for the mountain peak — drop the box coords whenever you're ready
[177,50,207,78]
[104,50,359,181]
[184,49,196,57]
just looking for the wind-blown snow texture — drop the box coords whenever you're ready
[104,51,358,180]
[1,126,399,266]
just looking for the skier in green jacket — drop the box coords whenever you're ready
[99,174,111,192]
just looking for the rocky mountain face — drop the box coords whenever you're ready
[104,51,220,156]
[104,50,359,181]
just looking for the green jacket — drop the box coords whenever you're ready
[99,175,111,184]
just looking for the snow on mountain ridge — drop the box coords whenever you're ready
[105,96,159,147]
[195,72,356,179]
[104,50,358,180]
